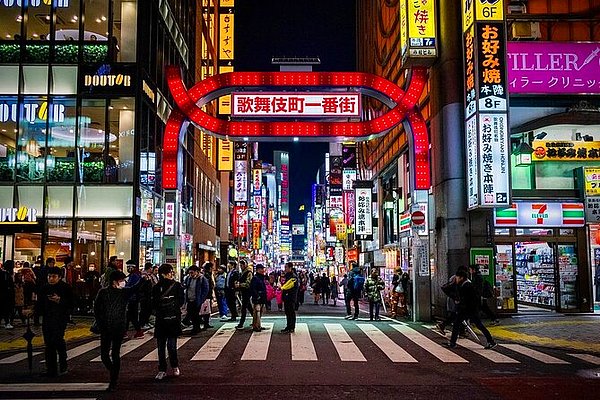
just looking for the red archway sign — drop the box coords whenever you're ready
[163,66,430,190]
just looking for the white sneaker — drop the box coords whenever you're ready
[220,316,229,321]
[155,371,167,380]
[173,367,180,377]
[5,324,13,329]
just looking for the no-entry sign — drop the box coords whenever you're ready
[411,210,426,226]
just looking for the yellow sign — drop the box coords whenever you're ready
[252,221,262,250]
[218,65,234,114]
[584,167,600,196]
[475,0,504,21]
[462,0,475,32]
[220,0,234,6]
[0,206,38,224]
[399,0,408,55]
[408,0,436,39]
[218,139,234,171]
[219,13,234,60]
[532,140,600,162]
[201,131,215,165]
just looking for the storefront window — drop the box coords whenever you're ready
[74,219,102,271]
[79,99,105,183]
[45,219,73,265]
[558,244,578,310]
[25,0,51,40]
[106,219,132,264]
[16,186,43,216]
[495,244,515,311]
[113,0,137,62]
[0,186,13,208]
[0,2,22,41]
[17,97,47,182]
[83,0,109,41]
[47,98,76,182]
[0,66,19,93]
[55,0,80,41]
[515,241,555,308]
[22,66,49,94]
[516,228,553,236]
[107,98,134,183]
[0,96,17,181]
[14,233,41,264]
[51,66,78,94]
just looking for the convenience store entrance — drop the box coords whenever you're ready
[494,230,585,313]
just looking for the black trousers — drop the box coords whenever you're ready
[100,332,124,384]
[157,336,178,372]
[284,300,296,330]
[369,301,381,320]
[225,291,238,319]
[321,290,330,304]
[126,301,141,331]
[450,312,494,345]
[238,295,253,326]
[345,293,352,315]
[43,326,67,374]
[186,301,201,331]
[139,298,152,326]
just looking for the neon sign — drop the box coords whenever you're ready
[162,67,430,191]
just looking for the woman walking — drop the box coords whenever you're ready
[152,264,184,380]
[365,271,385,321]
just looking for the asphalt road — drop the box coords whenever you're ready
[1,300,599,400]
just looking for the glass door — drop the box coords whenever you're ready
[557,244,578,311]
[495,244,516,312]
[515,241,556,308]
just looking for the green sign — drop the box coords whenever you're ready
[470,247,495,288]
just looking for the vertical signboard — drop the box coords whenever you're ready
[354,181,373,240]
[252,220,262,250]
[234,142,248,204]
[233,205,247,238]
[164,202,175,236]
[219,13,234,60]
[462,0,510,208]
[329,156,343,196]
[274,151,289,217]
[217,139,233,171]
[218,0,234,115]
[406,0,437,59]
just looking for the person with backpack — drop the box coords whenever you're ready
[347,264,365,320]
[469,265,499,324]
[214,265,229,321]
[224,261,240,322]
[365,271,385,321]
[437,266,467,335]
[250,264,268,332]
[152,264,184,380]
[281,262,298,333]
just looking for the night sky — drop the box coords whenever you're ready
[235,0,357,226]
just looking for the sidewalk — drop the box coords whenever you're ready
[486,314,600,353]
[0,317,94,353]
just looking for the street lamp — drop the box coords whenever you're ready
[513,141,534,167]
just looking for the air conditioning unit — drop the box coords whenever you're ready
[511,22,541,40]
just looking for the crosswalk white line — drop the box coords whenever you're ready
[568,353,600,365]
[357,324,417,363]
[0,383,107,392]
[501,344,569,364]
[41,340,100,364]
[291,323,317,361]
[139,337,191,362]
[458,339,519,363]
[0,351,42,364]
[191,323,237,361]
[391,324,468,363]
[324,323,366,362]
[241,323,274,361]
[91,335,153,362]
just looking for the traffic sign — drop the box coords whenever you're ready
[411,211,426,226]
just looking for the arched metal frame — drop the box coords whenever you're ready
[162,66,430,191]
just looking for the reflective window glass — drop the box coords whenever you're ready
[55,0,80,41]
[47,186,74,217]
[25,0,51,40]
[0,65,19,94]
[16,186,43,216]
[74,219,102,270]
[47,97,76,182]
[106,219,132,263]
[51,66,78,94]
[0,96,18,181]
[113,0,136,61]
[16,97,47,182]
[45,219,73,266]
[83,0,108,41]
[0,1,23,41]
[107,98,134,183]
[22,65,49,94]
[76,185,132,217]
[79,98,105,183]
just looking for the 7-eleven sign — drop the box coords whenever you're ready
[494,202,584,227]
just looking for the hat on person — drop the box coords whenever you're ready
[256,264,265,270]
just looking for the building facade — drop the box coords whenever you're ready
[0,0,211,276]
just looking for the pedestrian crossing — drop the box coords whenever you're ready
[0,322,596,367]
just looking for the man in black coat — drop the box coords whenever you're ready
[446,269,497,349]
[281,262,298,334]
[250,264,267,332]
[37,267,74,377]
[224,261,240,322]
